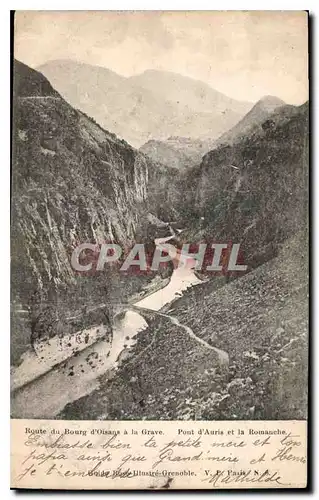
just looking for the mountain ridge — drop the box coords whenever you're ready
[37,59,253,147]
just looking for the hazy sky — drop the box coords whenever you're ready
[14,11,308,104]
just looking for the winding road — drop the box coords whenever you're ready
[131,304,229,365]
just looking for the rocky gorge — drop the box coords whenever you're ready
[11,59,308,421]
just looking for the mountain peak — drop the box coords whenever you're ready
[257,95,286,109]
[216,94,287,146]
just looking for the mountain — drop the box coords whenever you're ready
[11,60,172,363]
[215,95,286,146]
[13,60,61,98]
[180,100,309,272]
[37,60,253,147]
[129,69,251,115]
[140,136,215,170]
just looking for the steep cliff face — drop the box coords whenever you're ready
[12,61,152,288]
[11,61,157,358]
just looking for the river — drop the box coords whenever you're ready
[11,235,228,419]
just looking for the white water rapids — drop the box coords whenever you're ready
[11,235,228,419]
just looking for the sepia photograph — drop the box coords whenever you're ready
[11,10,308,428]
